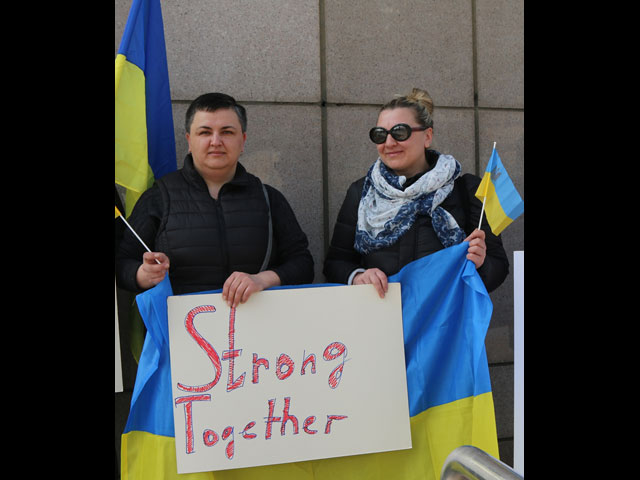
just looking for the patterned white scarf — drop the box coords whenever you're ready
[354,154,466,255]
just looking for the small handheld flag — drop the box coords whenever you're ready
[475,144,524,235]
[115,206,161,264]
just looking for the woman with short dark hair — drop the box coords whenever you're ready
[116,93,314,306]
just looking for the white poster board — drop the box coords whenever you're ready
[115,279,123,393]
[514,251,524,475]
[168,283,411,474]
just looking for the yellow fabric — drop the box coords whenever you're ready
[121,392,498,480]
[476,171,491,198]
[115,206,122,218]
[122,431,215,480]
[115,54,154,217]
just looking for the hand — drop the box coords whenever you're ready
[135,252,170,289]
[464,229,486,269]
[222,271,281,308]
[353,268,388,298]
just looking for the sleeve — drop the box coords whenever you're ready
[114,184,164,293]
[459,173,510,293]
[323,180,364,284]
[266,186,315,285]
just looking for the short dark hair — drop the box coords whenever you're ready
[185,93,247,133]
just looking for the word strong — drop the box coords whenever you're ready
[177,305,348,394]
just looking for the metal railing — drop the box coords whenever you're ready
[441,446,523,480]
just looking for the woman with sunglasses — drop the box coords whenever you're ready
[323,88,508,297]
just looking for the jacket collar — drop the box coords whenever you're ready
[181,153,251,191]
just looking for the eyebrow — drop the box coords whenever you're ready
[196,125,238,131]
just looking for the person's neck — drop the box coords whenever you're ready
[392,157,429,180]
[199,165,237,199]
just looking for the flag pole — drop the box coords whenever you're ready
[477,142,496,230]
[115,206,161,264]
[477,195,487,230]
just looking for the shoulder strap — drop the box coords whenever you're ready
[154,179,171,237]
[259,183,273,272]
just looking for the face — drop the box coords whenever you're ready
[186,108,247,180]
[374,107,433,178]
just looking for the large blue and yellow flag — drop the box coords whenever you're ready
[475,147,524,236]
[121,242,499,479]
[115,0,176,217]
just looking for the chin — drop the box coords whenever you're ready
[382,158,406,172]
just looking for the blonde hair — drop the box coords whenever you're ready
[381,88,434,129]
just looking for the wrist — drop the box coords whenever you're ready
[348,268,366,285]
[135,264,153,290]
[254,270,281,289]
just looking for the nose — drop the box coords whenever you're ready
[210,132,223,145]
[384,132,399,147]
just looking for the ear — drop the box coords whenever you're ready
[185,132,191,152]
[423,127,433,149]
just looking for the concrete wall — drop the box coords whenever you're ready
[115,0,523,472]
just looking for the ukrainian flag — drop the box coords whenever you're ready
[120,242,499,479]
[115,0,176,217]
[475,147,524,236]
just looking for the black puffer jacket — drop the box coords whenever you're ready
[116,155,314,295]
[323,156,509,293]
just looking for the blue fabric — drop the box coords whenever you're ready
[123,275,175,436]
[389,242,493,416]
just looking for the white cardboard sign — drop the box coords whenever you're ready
[167,283,411,474]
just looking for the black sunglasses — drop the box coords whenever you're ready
[369,123,429,144]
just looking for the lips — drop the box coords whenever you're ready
[384,150,404,157]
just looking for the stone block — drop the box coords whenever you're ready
[324,0,474,106]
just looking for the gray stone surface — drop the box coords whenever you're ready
[476,0,524,108]
[324,0,474,106]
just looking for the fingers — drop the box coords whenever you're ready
[353,268,388,298]
[463,228,485,243]
[464,229,486,269]
[222,272,263,308]
[136,252,170,289]
[143,251,170,266]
